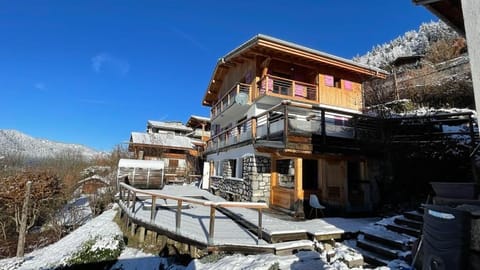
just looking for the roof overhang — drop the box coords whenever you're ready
[202,34,389,107]
[186,115,210,128]
[413,0,465,36]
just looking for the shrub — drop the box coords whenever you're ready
[67,235,124,266]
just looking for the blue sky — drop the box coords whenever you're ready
[0,1,435,151]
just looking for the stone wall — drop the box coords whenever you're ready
[242,156,271,203]
[212,156,271,204]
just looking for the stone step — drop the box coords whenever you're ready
[403,210,423,222]
[386,223,421,237]
[353,245,391,266]
[356,238,399,260]
[394,216,423,230]
[361,228,414,251]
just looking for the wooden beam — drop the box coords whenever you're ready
[294,158,303,202]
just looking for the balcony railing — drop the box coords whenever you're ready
[206,101,383,153]
[206,100,478,154]
[258,75,317,102]
[211,83,250,119]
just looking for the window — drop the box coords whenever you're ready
[277,159,294,189]
[334,77,341,88]
[229,159,237,178]
[324,75,342,89]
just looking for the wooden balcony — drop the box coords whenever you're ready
[257,75,317,104]
[211,83,251,120]
[205,101,383,154]
[206,101,478,155]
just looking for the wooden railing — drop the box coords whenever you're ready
[211,83,251,119]
[118,182,268,245]
[206,100,382,153]
[258,75,317,102]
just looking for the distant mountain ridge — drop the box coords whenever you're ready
[353,21,459,68]
[0,129,102,159]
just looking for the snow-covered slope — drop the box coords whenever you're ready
[354,21,459,68]
[0,129,101,159]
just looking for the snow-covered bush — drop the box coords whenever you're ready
[67,234,124,266]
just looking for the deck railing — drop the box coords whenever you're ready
[206,100,382,153]
[118,182,268,245]
[211,83,251,119]
[258,75,317,102]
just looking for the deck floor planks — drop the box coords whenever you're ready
[123,193,267,246]
[124,185,378,247]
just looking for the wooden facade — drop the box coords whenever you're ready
[202,34,388,215]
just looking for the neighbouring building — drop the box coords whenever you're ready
[201,34,388,216]
[128,117,210,181]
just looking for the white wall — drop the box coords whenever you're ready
[462,0,480,118]
[206,144,269,176]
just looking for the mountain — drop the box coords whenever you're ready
[353,21,459,68]
[0,129,102,160]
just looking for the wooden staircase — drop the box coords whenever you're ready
[351,208,424,266]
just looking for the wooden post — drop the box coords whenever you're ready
[353,116,358,140]
[270,156,277,206]
[208,205,216,245]
[257,209,263,244]
[126,190,131,208]
[131,192,136,212]
[151,196,157,222]
[176,200,183,234]
[291,80,295,98]
[283,105,288,146]
[251,117,257,141]
[321,110,326,144]
[138,226,146,244]
[130,223,136,236]
[16,181,32,257]
[267,112,271,140]
[294,158,304,218]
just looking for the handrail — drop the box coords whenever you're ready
[258,75,317,101]
[207,100,377,151]
[118,182,267,245]
[211,83,251,118]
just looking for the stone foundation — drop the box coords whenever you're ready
[214,156,271,204]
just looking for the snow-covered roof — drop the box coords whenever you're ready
[186,115,211,129]
[129,132,194,149]
[118,158,164,170]
[147,120,193,133]
[189,115,210,123]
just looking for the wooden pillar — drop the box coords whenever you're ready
[294,158,304,218]
[176,200,183,234]
[270,156,278,206]
[208,206,216,245]
[130,223,136,237]
[294,158,304,202]
[138,226,146,244]
[251,117,257,141]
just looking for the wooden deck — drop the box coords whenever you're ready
[118,184,378,254]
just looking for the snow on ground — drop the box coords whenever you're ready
[0,206,122,270]
[55,195,93,227]
[0,205,400,270]
[110,248,164,270]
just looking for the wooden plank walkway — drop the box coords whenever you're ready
[119,185,378,254]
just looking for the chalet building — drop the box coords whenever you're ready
[186,115,211,143]
[202,34,388,216]
[129,117,210,180]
